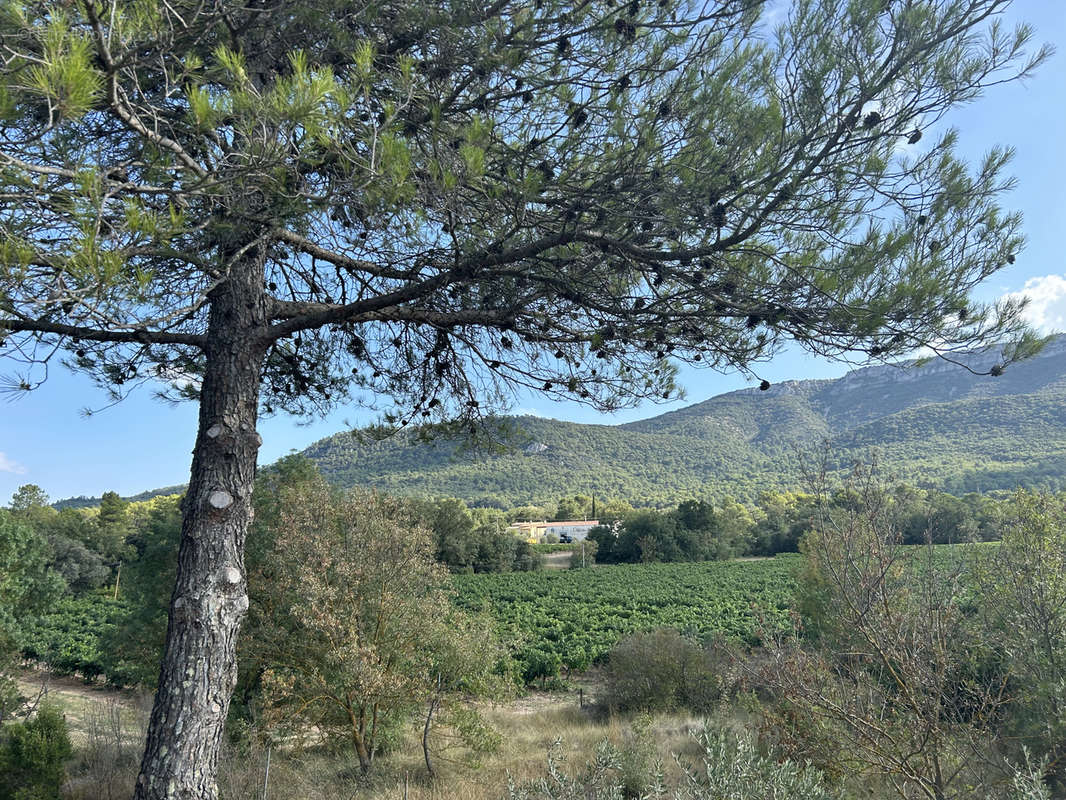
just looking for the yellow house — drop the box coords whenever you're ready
[508,520,600,543]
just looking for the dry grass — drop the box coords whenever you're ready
[33,670,713,800]
[219,702,708,800]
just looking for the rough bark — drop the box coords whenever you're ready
[134,249,269,800]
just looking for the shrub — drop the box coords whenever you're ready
[604,629,720,714]
[505,725,837,800]
[617,713,658,799]
[521,647,562,686]
[506,738,627,800]
[672,726,839,800]
[0,704,73,800]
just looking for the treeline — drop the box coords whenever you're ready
[411,497,540,573]
[588,485,1003,564]
[2,455,543,694]
[0,461,1024,697]
[5,484,144,595]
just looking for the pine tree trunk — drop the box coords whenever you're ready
[134,251,269,800]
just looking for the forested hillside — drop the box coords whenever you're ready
[299,339,1066,504]
[57,340,1066,508]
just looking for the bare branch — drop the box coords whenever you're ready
[1,317,205,347]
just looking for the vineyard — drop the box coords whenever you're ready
[22,549,983,687]
[454,555,802,679]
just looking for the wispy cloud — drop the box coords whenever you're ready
[0,452,26,475]
[1004,274,1066,333]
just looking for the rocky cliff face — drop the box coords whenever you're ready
[719,337,1066,431]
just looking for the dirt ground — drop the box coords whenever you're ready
[14,663,598,732]
[15,666,151,744]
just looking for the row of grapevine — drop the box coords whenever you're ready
[453,555,802,680]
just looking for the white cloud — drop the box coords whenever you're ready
[515,407,546,418]
[1004,274,1066,333]
[0,452,26,475]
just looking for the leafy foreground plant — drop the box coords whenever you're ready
[246,474,508,775]
[976,491,1066,789]
[505,725,839,800]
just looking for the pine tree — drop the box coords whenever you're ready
[0,1,1048,797]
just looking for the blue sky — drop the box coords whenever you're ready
[3,1,1066,502]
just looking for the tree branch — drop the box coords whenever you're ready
[269,304,510,339]
[1,317,205,347]
[273,229,410,280]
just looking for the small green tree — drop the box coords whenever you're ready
[7,486,49,515]
[43,533,109,593]
[426,497,479,570]
[752,490,819,555]
[418,609,510,777]
[94,491,131,563]
[6,487,57,538]
[252,477,504,774]
[554,496,591,521]
[713,496,757,557]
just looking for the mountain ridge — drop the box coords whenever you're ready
[55,338,1066,507]
[298,338,1066,504]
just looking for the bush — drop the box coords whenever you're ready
[505,725,838,800]
[0,704,73,800]
[617,713,658,799]
[520,647,562,686]
[672,727,839,799]
[604,629,720,714]
[977,491,1066,787]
